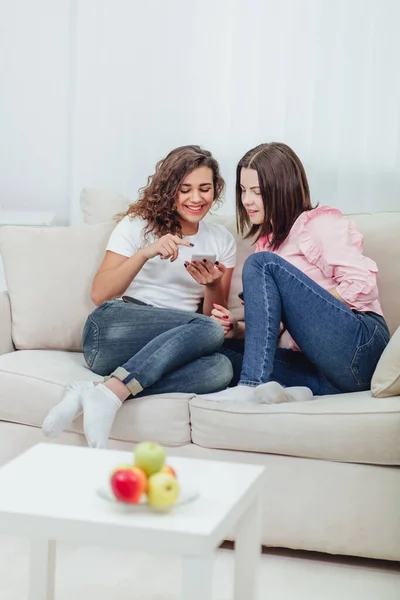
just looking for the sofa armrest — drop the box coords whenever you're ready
[0,291,14,354]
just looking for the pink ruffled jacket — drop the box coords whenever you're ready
[255,206,383,350]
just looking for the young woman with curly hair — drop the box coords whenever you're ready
[43,145,236,447]
[205,142,389,404]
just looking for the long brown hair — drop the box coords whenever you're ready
[236,143,314,250]
[118,145,225,239]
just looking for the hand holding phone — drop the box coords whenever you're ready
[185,254,224,287]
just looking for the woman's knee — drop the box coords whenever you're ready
[204,353,233,391]
[196,316,225,349]
[82,305,120,374]
[242,252,287,287]
[243,251,280,271]
[82,316,100,369]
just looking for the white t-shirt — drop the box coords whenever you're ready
[106,216,236,312]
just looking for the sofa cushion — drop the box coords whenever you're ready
[81,188,130,225]
[0,222,114,351]
[371,327,400,398]
[189,392,400,465]
[0,350,192,446]
[348,213,400,335]
[0,291,14,355]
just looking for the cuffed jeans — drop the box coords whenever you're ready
[220,252,390,395]
[82,299,232,396]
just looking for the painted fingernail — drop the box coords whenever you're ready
[215,261,219,265]
[203,259,207,263]
[241,301,244,305]
[189,243,194,247]
[193,260,198,264]
[223,315,229,319]
[229,323,233,328]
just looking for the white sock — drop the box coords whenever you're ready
[82,384,122,449]
[197,385,257,403]
[254,381,313,405]
[42,381,94,439]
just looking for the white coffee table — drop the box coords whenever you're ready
[0,444,266,600]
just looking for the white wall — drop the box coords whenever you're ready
[0,0,71,222]
[1,0,400,223]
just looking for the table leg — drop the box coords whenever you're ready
[28,539,56,600]
[181,555,213,600]
[234,497,262,600]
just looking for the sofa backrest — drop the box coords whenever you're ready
[347,213,400,335]
[208,212,400,335]
[0,222,115,350]
[81,189,400,334]
[2,189,397,352]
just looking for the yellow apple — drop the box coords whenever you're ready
[147,472,180,509]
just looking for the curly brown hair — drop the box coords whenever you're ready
[117,145,225,239]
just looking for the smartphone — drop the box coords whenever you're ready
[191,254,217,264]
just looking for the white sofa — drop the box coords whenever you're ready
[0,189,399,562]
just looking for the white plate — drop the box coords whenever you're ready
[97,484,200,511]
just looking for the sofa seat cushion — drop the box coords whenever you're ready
[190,392,400,465]
[0,350,192,446]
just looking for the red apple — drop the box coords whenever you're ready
[110,466,147,504]
[161,465,177,479]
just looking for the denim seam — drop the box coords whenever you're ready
[350,325,378,380]
[273,356,342,393]
[84,316,99,369]
[350,325,386,385]
[318,372,342,393]
[255,260,277,386]
[238,380,259,387]
[111,366,144,395]
[249,257,358,385]
[242,255,366,387]
[275,262,360,321]
[121,321,223,386]
[88,303,212,380]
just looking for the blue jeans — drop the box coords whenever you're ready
[82,299,232,396]
[220,252,390,395]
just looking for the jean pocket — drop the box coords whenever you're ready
[98,298,121,310]
[350,326,388,386]
[82,316,99,369]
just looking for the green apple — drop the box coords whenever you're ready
[134,441,166,476]
[147,472,180,509]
